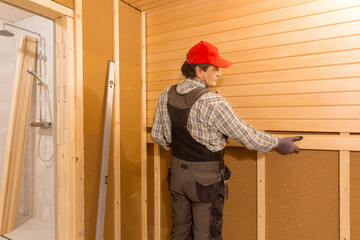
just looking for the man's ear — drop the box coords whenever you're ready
[195,65,202,79]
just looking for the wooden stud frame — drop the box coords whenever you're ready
[0,0,84,239]
[154,144,161,240]
[141,11,148,240]
[340,133,350,240]
[257,153,266,240]
[113,0,121,239]
[147,133,359,239]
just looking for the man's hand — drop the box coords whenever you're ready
[275,136,303,154]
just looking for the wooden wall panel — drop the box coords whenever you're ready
[350,151,360,239]
[223,148,257,240]
[145,0,360,132]
[118,2,143,240]
[82,0,114,239]
[266,150,339,240]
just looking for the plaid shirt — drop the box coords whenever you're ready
[151,78,278,153]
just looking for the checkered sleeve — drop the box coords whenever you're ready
[212,96,278,153]
[151,87,172,150]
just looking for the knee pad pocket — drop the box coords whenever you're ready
[209,197,224,240]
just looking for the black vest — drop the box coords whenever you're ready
[167,85,224,162]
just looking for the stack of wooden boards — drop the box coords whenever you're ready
[0,35,38,234]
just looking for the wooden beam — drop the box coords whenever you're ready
[55,9,84,240]
[229,134,360,151]
[154,144,161,240]
[147,133,360,151]
[74,0,85,238]
[55,17,76,239]
[257,153,266,240]
[113,0,121,239]
[55,16,67,240]
[340,132,350,240]
[1,0,73,18]
[141,11,148,240]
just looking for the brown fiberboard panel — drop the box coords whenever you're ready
[350,151,360,239]
[266,150,339,240]
[118,2,142,239]
[223,147,257,240]
[82,0,114,239]
[147,144,155,240]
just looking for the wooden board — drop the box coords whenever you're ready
[340,133,350,240]
[0,36,37,234]
[56,14,84,240]
[113,0,121,239]
[141,11,148,240]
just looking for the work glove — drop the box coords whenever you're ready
[275,136,303,154]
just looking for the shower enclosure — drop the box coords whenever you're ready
[0,2,55,239]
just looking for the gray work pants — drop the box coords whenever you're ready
[167,157,225,240]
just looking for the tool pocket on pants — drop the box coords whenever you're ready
[194,172,223,203]
[167,168,172,190]
[222,165,231,200]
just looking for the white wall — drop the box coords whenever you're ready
[0,19,15,184]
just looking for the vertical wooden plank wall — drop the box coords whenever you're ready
[145,0,360,239]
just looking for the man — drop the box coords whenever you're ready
[151,41,302,240]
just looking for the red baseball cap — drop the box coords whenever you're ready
[187,41,232,68]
